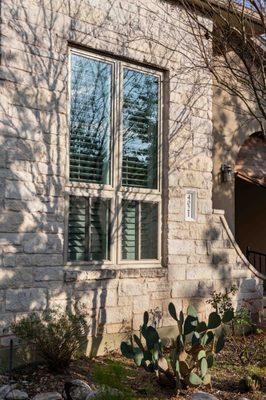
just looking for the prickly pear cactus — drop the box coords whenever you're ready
[169,302,234,388]
[120,303,233,390]
[120,311,168,376]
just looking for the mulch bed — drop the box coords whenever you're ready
[0,332,265,400]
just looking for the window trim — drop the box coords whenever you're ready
[65,47,164,267]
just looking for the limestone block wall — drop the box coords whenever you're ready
[0,0,263,352]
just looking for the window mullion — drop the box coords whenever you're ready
[136,202,141,260]
[85,197,91,261]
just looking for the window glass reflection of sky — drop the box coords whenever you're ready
[70,54,112,184]
[122,68,159,189]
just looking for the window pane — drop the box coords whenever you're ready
[121,200,158,260]
[141,203,158,259]
[68,197,110,261]
[68,197,86,261]
[70,54,112,184]
[122,68,159,189]
[122,201,138,260]
[90,198,110,261]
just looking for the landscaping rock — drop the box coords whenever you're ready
[191,393,218,400]
[32,393,62,400]
[0,385,16,399]
[63,380,93,400]
[5,389,28,400]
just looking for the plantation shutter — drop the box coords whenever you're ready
[68,197,110,261]
[68,197,86,261]
[70,54,112,184]
[141,202,158,259]
[122,201,138,260]
[122,68,159,189]
[90,199,110,261]
[122,201,158,260]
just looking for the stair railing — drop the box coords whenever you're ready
[246,246,266,280]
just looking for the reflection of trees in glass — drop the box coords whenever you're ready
[70,54,112,184]
[122,69,159,189]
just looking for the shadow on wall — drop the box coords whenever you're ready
[0,0,214,353]
[0,0,120,361]
[205,220,263,321]
[0,0,263,369]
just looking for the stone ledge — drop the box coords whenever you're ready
[64,267,167,282]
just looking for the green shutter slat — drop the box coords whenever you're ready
[68,196,110,262]
[141,203,158,259]
[122,201,138,260]
[68,197,86,261]
[90,199,110,261]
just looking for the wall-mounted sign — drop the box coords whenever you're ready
[185,191,196,221]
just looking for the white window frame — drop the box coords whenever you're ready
[65,47,164,267]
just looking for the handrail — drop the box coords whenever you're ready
[214,209,266,281]
[246,246,266,277]
[247,249,266,257]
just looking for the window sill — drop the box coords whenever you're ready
[66,260,113,268]
[64,263,167,282]
[65,260,163,270]
[118,259,161,267]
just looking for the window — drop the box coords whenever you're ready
[68,197,110,261]
[70,54,112,184]
[122,201,158,260]
[67,49,163,263]
[122,68,158,189]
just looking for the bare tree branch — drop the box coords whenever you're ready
[179,0,266,134]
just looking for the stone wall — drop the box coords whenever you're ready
[0,0,263,356]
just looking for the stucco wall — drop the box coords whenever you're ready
[0,0,263,353]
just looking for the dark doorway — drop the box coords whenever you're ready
[235,175,266,256]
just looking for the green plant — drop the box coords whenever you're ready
[239,374,263,393]
[12,308,88,372]
[207,288,261,369]
[231,305,257,365]
[92,360,134,400]
[121,304,234,390]
[206,285,237,317]
[206,287,257,337]
[168,302,233,388]
[121,312,166,372]
[233,306,252,331]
